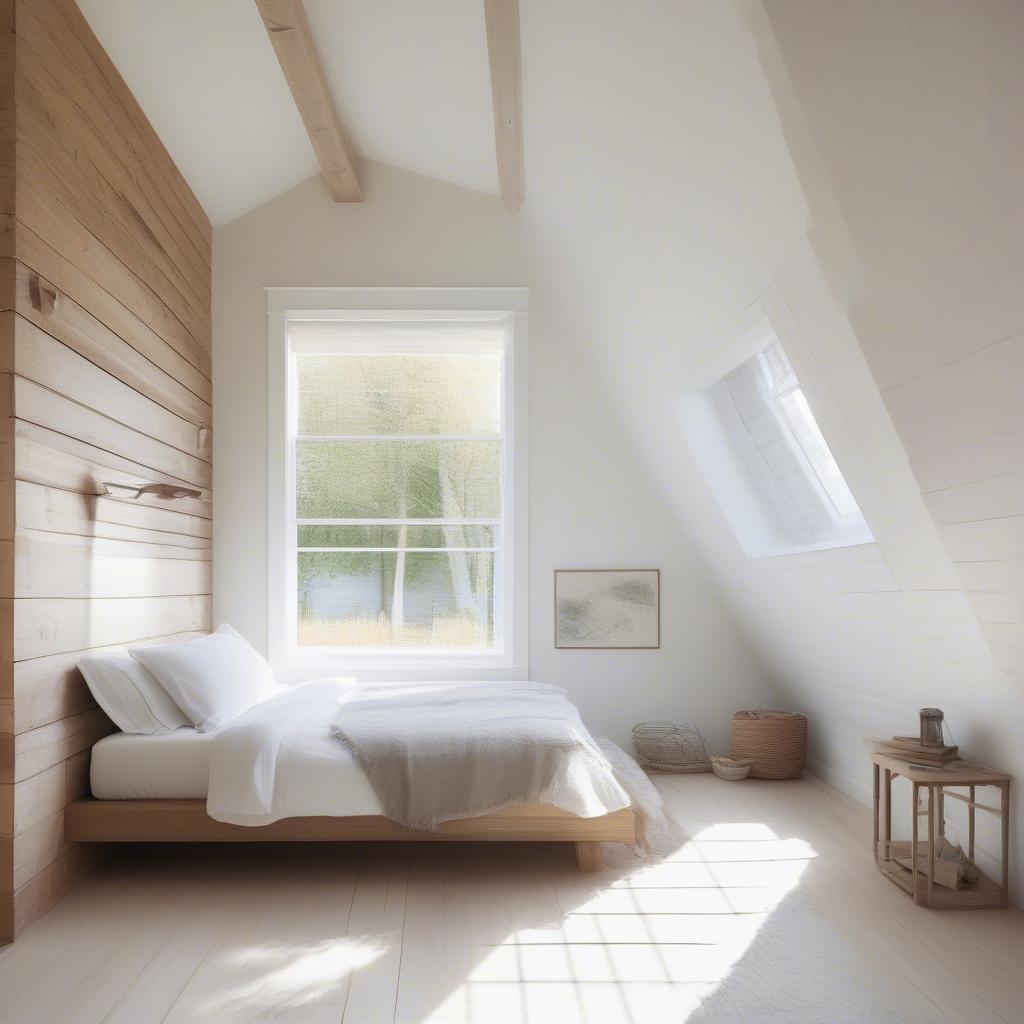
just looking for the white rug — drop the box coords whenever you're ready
[587,756,942,1024]
[687,900,939,1024]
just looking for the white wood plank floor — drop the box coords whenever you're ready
[2,774,1023,1023]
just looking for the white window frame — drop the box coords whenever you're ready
[266,287,528,681]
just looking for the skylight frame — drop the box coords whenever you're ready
[682,301,878,561]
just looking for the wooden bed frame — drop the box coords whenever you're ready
[65,800,637,871]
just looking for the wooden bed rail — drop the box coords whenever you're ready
[65,800,637,871]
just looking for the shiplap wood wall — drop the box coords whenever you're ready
[0,0,212,942]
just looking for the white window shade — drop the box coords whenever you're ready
[688,335,874,558]
[288,313,510,352]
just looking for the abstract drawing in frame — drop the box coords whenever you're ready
[554,569,660,649]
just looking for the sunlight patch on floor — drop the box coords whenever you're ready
[417,823,818,1024]
[200,937,384,1018]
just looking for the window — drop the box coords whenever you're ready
[268,289,527,672]
[685,322,873,558]
[290,321,507,653]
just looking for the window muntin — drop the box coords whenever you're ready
[290,343,506,653]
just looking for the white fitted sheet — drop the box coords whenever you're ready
[90,725,384,817]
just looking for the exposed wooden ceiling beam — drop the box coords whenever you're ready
[255,0,363,202]
[483,0,524,213]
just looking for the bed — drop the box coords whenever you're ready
[66,677,641,871]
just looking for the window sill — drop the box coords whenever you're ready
[749,539,880,569]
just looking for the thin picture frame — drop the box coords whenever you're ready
[554,569,661,650]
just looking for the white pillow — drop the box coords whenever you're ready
[78,650,191,734]
[130,625,282,732]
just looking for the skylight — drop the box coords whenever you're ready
[687,333,874,558]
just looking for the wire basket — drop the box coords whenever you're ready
[632,721,712,773]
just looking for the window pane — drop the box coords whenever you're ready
[297,525,496,548]
[296,439,501,519]
[703,334,872,553]
[758,339,798,392]
[775,388,862,519]
[297,352,501,436]
[297,551,495,648]
[720,356,822,534]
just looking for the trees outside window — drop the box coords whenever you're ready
[293,350,504,650]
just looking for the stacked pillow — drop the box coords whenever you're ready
[76,649,191,734]
[78,624,282,734]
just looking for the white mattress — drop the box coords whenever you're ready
[90,726,384,817]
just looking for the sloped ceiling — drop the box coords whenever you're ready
[514,0,1024,889]
[77,0,498,226]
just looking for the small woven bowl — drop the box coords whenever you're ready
[710,756,753,782]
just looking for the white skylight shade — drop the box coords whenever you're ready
[694,338,874,557]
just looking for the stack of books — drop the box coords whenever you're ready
[873,735,959,767]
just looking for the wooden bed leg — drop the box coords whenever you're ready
[574,841,603,872]
[633,812,645,851]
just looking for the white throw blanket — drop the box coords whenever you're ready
[329,680,631,831]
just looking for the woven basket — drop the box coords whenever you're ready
[730,710,807,779]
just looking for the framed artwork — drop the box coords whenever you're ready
[554,569,660,649]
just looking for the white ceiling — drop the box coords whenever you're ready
[78,0,499,227]
[306,1,498,199]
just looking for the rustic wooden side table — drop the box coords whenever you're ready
[871,752,1011,908]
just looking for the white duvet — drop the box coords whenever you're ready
[207,678,358,824]
[205,678,634,829]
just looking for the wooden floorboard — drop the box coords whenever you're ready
[0,775,1022,1023]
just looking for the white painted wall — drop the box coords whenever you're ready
[512,0,1022,890]
[750,0,1024,884]
[212,0,1021,893]
[213,159,772,750]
